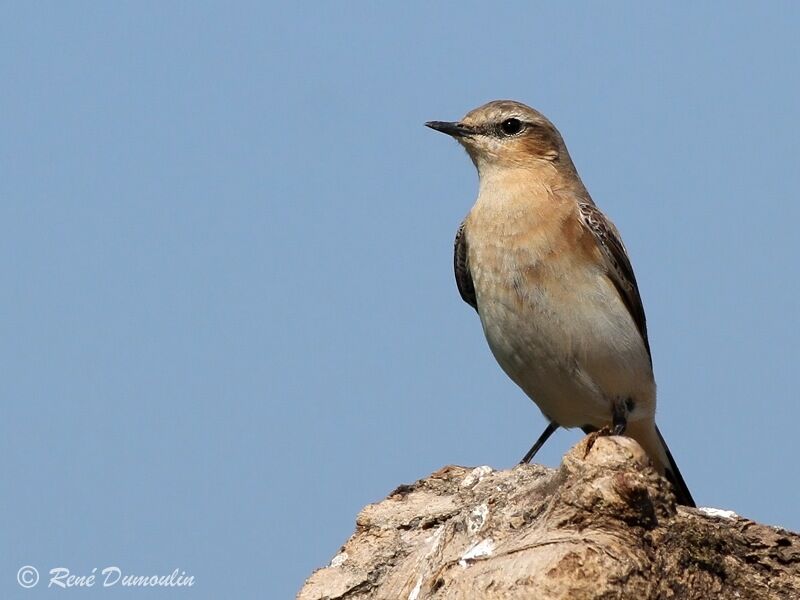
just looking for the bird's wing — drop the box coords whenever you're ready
[454,220,478,311]
[577,202,651,360]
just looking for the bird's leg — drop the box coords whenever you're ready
[519,421,559,465]
[583,399,632,457]
[611,398,629,435]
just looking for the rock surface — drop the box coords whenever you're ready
[298,436,800,599]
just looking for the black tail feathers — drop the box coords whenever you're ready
[656,425,696,507]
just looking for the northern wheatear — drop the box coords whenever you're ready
[426,100,695,506]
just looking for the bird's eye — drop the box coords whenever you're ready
[500,118,523,136]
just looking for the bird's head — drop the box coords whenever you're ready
[426,100,568,174]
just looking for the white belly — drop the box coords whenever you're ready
[473,253,655,429]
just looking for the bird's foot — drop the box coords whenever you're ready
[519,422,559,465]
[582,425,616,457]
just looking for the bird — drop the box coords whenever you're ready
[426,100,695,507]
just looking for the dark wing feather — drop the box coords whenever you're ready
[577,202,651,361]
[454,220,477,311]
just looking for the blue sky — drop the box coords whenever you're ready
[2,2,799,598]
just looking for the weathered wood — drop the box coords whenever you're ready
[299,436,800,599]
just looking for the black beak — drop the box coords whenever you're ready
[425,121,473,138]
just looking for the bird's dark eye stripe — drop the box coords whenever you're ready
[469,120,535,136]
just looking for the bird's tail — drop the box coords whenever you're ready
[628,421,695,507]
